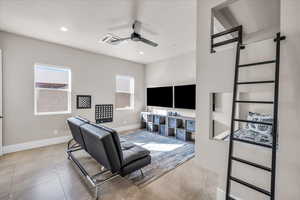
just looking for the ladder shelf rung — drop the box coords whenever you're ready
[226,32,285,200]
[233,119,272,126]
[230,176,271,196]
[212,26,242,39]
[235,100,274,104]
[239,60,276,68]
[232,137,272,148]
[237,80,275,85]
[213,38,239,48]
[231,156,271,172]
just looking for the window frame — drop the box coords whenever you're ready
[115,75,135,111]
[34,63,72,116]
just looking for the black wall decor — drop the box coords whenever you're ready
[147,86,173,108]
[95,104,113,123]
[174,84,196,109]
[212,93,216,111]
[76,95,92,109]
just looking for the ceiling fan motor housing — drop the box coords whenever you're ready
[131,32,141,41]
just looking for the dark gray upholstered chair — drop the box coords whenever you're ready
[67,116,151,177]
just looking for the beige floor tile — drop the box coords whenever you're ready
[0,178,13,200]
[0,142,217,200]
[11,178,66,200]
[59,176,92,200]
[0,163,14,200]
[99,177,140,200]
[12,164,59,193]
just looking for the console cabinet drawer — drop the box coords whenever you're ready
[159,125,166,136]
[168,118,177,128]
[186,120,195,132]
[147,114,154,122]
[176,128,192,141]
[147,123,158,132]
[154,115,165,125]
[168,118,183,128]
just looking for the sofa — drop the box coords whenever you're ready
[67,116,151,177]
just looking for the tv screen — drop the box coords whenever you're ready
[174,84,196,109]
[147,86,173,107]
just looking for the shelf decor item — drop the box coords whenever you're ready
[76,95,92,109]
[95,104,113,123]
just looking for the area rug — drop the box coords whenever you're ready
[120,130,195,187]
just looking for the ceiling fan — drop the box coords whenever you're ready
[102,20,158,47]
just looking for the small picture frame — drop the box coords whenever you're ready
[76,95,92,109]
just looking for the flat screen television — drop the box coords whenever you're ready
[174,84,196,109]
[147,86,173,108]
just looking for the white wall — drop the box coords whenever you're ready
[145,52,196,117]
[146,51,196,87]
[196,0,300,199]
[0,49,2,155]
[276,0,300,198]
[0,31,145,146]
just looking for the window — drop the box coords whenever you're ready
[34,64,71,115]
[115,75,134,110]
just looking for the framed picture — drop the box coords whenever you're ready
[76,95,92,109]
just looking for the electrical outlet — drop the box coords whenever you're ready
[54,130,59,135]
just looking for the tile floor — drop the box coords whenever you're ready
[0,141,217,200]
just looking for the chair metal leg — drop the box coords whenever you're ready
[67,149,120,200]
[67,138,74,150]
[95,186,99,200]
[140,169,144,177]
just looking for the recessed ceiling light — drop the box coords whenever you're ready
[60,27,68,32]
[139,51,144,55]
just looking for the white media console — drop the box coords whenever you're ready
[141,112,195,142]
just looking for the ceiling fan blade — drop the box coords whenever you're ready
[110,37,131,45]
[140,37,159,47]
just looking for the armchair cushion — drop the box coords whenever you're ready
[121,141,150,166]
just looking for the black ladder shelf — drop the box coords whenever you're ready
[211,27,286,200]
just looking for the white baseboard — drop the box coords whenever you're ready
[217,188,243,200]
[1,123,140,155]
[113,123,141,132]
[3,135,72,154]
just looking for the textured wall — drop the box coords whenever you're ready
[0,31,145,145]
[196,0,300,199]
[145,52,196,117]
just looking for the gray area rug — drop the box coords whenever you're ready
[121,130,195,187]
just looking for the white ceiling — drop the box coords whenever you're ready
[213,0,280,44]
[227,0,280,35]
[0,0,197,64]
